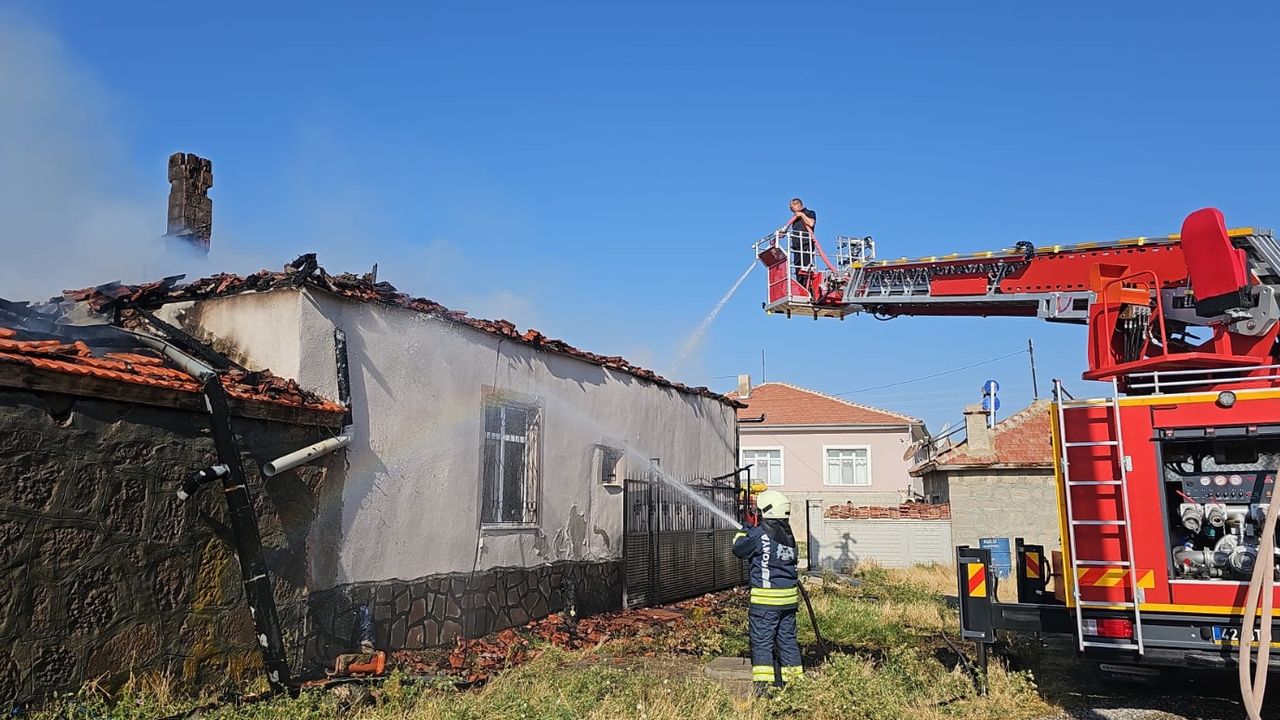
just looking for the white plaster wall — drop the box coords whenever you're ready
[810,517,952,570]
[162,291,305,382]
[183,288,738,589]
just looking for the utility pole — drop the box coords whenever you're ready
[1028,338,1039,400]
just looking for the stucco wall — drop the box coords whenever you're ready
[181,288,738,588]
[166,292,304,379]
[936,468,1060,551]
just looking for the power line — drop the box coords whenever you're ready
[832,349,1027,396]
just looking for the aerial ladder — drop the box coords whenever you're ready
[756,209,1280,716]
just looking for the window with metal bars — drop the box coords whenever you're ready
[482,396,541,524]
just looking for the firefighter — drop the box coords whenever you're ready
[782,198,817,279]
[733,489,802,694]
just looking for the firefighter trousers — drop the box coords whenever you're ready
[749,605,802,686]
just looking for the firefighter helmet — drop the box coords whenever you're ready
[756,489,791,519]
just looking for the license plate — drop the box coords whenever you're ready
[1212,626,1280,647]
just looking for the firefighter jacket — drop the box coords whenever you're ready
[733,519,799,608]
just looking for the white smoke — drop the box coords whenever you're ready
[0,12,543,333]
[0,14,173,301]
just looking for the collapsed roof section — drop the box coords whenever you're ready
[55,254,744,408]
[0,297,345,426]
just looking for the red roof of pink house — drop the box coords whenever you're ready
[729,382,920,427]
[911,400,1053,473]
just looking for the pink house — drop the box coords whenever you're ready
[731,380,929,543]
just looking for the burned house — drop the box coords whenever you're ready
[6,255,742,688]
[149,259,743,658]
[0,305,346,704]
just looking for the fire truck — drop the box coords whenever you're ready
[754,208,1280,698]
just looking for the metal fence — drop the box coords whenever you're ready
[622,473,747,608]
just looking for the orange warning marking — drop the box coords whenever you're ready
[967,562,987,598]
[1074,568,1156,589]
[1025,551,1042,579]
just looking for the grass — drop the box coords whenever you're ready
[25,565,1054,720]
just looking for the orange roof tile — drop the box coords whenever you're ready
[729,382,919,427]
[912,400,1053,472]
[825,503,951,520]
[0,326,345,415]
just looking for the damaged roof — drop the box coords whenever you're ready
[0,325,346,419]
[910,400,1053,474]
[730,382,920,426]
[58,254,743,408]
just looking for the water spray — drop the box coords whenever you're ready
[673,260,758,371]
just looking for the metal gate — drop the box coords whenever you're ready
[622,473,747,608]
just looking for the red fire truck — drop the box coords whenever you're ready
[754,208,1280,694]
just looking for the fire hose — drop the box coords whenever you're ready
[1239,498,1278,720]
[797,580,828,663]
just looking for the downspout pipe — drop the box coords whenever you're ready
[263,326,355,477]
[121,328,217,383]
[122,326,298,695]
[263,435,351,476]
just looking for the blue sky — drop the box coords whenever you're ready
[2,2,1278,431]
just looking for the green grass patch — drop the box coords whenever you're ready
[27,566,1053,720]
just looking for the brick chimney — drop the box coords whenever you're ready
[737,374,752,399]
[963,404,993,453]
[166,152,213,252]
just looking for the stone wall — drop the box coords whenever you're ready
[0,388,340,706]
[304,560,621,668]
[941,468,1059,551]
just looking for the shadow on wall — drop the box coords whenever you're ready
[810,531,859,573]
[304,297,400,589]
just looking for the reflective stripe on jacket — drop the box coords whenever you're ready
[732,522,799,607]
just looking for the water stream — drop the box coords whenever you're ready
[533,389,743,530]
[672,260,757,371]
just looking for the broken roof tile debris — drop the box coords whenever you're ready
[0,325,346,415]
[60,254,741,407]
[388,589,743,685]
[825,502,951,520]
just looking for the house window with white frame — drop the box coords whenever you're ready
[482,395,541,524]
[825,447,870,486]
[741,448,783,486]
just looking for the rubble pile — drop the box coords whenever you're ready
[825,503,951,520]
[0,323,344,413]
[392,590,744,684]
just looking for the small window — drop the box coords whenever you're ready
[482,395,541,524]
[825,447,870,486]
[742,448,783,486]
[596,445,624,485]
